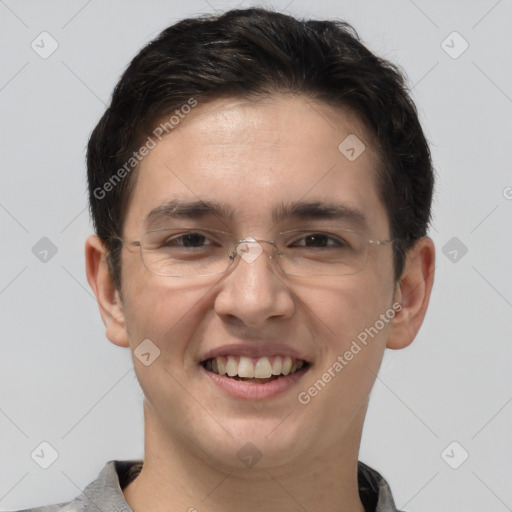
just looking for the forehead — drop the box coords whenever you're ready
[124,94,388,236]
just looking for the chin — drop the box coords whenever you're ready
[192,416,311,471]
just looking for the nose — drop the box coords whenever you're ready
[213,239,295,327]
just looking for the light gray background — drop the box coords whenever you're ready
[1,1,511,511]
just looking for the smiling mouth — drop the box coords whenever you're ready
[201,355,309,383]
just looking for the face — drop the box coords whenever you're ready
[115,95,399,469]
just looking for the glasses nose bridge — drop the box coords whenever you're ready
[236,236,277,247]
[230,237,281,266]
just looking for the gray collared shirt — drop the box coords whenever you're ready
[13,459,403,512]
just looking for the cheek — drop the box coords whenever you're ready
[122,273,214,361]
[294,279,393,433]
[121,279,215,414]
[294,274,393,351]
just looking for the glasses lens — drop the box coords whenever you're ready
[277,229,369,276]
[137,228,373,277]
[140,229,231,277]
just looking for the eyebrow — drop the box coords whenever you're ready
[144,199,232,229]
[144,199,368,231]
[273,201,368,230]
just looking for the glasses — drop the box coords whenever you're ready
[116,227,394,278]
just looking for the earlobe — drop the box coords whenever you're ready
[386,237,435,350]
[85,235,130,348]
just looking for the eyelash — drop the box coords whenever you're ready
[162,233,215,247]
[162,231,348,249]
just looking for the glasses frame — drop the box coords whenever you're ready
[115,227,395,278]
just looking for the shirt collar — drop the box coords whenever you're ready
[74,459,402,512]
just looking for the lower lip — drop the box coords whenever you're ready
[200,365,309,400]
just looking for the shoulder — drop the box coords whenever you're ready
[7,500,79,512]
[6,460,143,512]
[11,503,77,512]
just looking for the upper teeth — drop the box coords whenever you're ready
[207,355,304,378]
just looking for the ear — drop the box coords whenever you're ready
[85,235,129,348]
[386,237,435,350]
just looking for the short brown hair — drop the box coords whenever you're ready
[87,7,434,290]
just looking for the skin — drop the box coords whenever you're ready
[86,94,435,512]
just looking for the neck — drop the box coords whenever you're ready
[123,402,367,512]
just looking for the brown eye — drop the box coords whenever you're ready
[159,232,213,249]
[303,234,329,247]
[176,233,208,247]
[291,233,347,248]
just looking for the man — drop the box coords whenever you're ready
[19,7,435,512]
